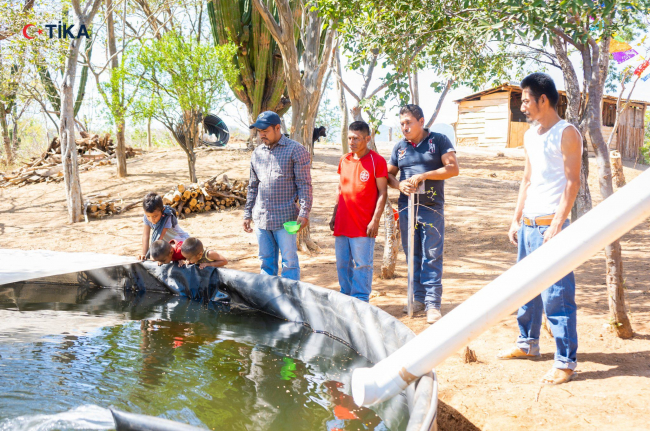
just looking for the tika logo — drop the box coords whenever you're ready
[359,170,370,182]
[22,22,90,40]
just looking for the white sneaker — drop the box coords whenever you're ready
[426,308,442,324]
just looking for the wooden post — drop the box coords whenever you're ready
[610,150,626,188]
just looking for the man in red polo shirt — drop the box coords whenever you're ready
[329,121,388,302]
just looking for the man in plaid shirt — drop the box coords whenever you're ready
[243,111,312,281]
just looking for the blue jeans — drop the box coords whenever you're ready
[398,203,444,310]
[335,236,375,302]
[255,228,300,281]
[516,219,578,370]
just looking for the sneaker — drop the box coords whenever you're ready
[402,300,426,314]
[426,308,442,324]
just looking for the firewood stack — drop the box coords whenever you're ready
[45,132,141,158]
[0,132,142,188]
[84,193,123,219]
[161,175,248,218]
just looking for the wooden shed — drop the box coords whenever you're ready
[454,82,648,159]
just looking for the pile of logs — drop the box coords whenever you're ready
[0,132,142,188]
[162,174,248,217]
[45,131,140,158]
[83,192,142,221]
[84,193,122,219]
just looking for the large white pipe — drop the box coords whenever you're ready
[353,167,650,407]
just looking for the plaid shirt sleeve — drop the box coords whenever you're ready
[292,143,313,219]
[243,152,259,220]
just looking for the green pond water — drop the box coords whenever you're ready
[0,283,406,431]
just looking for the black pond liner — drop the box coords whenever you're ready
[13,262,438,431]
[201,114,230,147]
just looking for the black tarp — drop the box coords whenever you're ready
[11,261,437,430]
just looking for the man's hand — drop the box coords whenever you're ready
[543,222,563,243]
[508,220,520,245]
[366,218,380,238]
[157,261,163,266]
[137,254,147,261]
[398,180,416,194]
[199,263,208,269]
[297,216,309,232]
[406,174,425,187]
[329,217,336,232]
[243,218,253,233]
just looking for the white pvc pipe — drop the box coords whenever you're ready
[353,167,650,407]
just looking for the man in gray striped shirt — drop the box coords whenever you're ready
[243,111,312,281]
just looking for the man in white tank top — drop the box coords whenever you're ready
[497,73,583,385]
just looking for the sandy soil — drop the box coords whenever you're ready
[1,141,649,431]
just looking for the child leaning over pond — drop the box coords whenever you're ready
[149,239,185,265]
[138,192,190,260]
[180,237,228,269]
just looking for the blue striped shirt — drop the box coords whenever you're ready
[244,135,313,230]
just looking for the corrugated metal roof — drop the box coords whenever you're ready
[454,82,649,106]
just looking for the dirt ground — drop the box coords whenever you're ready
[1,141,649,431]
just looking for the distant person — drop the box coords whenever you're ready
[139,192,189,260]
[243,111,312,281]
[498,73,582,385]
[181,237,228,269]
[387,104,459,324]
[149,239,185,266]
[329,121,388,302]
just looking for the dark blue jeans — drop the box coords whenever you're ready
[398,203,444,310]
[516,219,578,370]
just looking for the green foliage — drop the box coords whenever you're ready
[129,31,238,180]
[133,32,238,126]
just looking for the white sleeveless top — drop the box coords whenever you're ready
[523,120,581,218]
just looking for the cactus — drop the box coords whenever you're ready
[207,0,292,127]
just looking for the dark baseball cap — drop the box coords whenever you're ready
[249,111,281,129]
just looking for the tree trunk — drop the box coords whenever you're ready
[60,33,85,223]
[0,103,12,165]
[116,121,127,177]
[552,36,592,221]
[584,37,633,339]
[412,69,419,105]
[147,116,152,149]
[380,198,400,278]
[334,49,348,154]
[106,0,127,177]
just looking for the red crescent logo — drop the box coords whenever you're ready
[22,24,35,39]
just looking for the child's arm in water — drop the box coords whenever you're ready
[139,224,151,260]
[199,250,228,269]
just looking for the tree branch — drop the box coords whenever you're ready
[252,0,284,41]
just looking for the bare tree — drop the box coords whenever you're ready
[253,0,337,253]
[106,0,127,177]
[549,28,633,338]
[332,45,348,154]
[60,0,103,223]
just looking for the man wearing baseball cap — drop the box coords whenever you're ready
[243,111,313,280]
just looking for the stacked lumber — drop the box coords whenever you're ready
[161,174,249,218]
[84,193,122,219]
[0,132,142,188]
